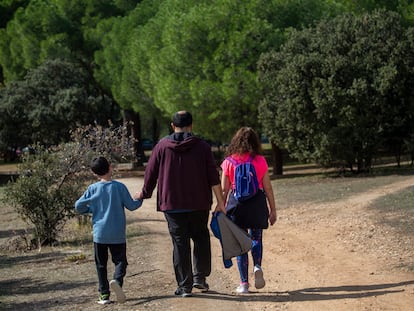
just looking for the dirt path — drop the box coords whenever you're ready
[263,177,414,311]
[113,176,414,311]
[1,176,414,310]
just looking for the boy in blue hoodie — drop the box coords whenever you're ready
[75,156,142,305]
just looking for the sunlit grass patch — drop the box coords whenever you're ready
[369,186,414,235]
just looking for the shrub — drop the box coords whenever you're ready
[5,123,135,247]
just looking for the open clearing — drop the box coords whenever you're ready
[1,166,413,310]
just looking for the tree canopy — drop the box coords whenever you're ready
[2,1,414,166]
[122,0,342,141]
[258,10,414,171]
[0,59,120,150]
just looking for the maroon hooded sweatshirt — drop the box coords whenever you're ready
[141,132,220,212]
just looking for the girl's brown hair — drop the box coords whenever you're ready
[226,127,262,157]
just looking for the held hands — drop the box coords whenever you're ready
[214,201,226,215]
[133,191,143,200]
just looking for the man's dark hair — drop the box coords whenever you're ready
[90,156,110,176]
[172,111,193,127]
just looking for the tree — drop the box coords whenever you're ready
[0,0,139,82]
[0,0,76,82]
[258,10,414,172]
[0,1,155,163]
[340,0,411,14]
[0,59,120,151]
[93,1,166,162]
[128,0,342,142]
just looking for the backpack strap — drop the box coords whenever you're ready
[226,157,238,190]
[226,155,254,165]
[226,156,239,166]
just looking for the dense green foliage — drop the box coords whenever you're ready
[0,0,136,82]
[1,0,414,158]
[0,0,346,144]
[124,0,342,141]
[0,59,120,151]
[259,10,414,171]
[93,0,165,140]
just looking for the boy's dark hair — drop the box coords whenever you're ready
[90,156,110,176]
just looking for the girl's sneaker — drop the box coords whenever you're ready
[236,283,249,294]
[97,293,111,305]
[254,265,266,289]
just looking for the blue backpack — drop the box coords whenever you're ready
[226,155,259,202]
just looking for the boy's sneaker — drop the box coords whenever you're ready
[254,265,265,289]
[97,293,111,305]
[193,280,209,292]
[236,283,249,294]
[110,280,126,303]
[174,287,193,297]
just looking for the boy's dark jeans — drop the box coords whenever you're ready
[164,210,211,290]
[94,242,127,294]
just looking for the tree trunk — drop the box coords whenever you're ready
[123,109,145,166]
[271,142,283,176]
[152,116,160,144]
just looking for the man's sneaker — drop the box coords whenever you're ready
[236,283,249,294]
[174,287,193,297]
[110,280,126,303]
[254,265,266,289]
[193,280,209,292]
[97,293,111,305]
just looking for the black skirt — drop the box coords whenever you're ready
[226,190,269,229]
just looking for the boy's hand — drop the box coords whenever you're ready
[133,191,143,200]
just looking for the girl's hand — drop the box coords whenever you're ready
[214,201,226,214]
[269,209,277,226]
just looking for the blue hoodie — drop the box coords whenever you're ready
[75,180,142,244]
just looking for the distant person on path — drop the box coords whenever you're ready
[75,156,142,305]
[220,127,277,294]
[136,111,225,297]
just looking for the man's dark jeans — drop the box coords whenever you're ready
[164,210,211,290]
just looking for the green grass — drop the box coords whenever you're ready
[273,165,414,237]
[369,185,414,235]
[275,174,410,208]
[274,163,414,207]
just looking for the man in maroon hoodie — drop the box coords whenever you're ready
[137,111,225,297]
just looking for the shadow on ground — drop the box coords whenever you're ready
[127,280,414,305]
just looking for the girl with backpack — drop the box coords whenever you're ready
[220,127,277,294]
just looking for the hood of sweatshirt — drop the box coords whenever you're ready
[163,132,200,153]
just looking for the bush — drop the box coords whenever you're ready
[5,123,135,247]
